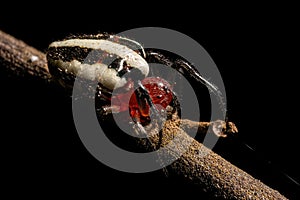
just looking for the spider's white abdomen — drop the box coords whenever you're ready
[47,36,149,90]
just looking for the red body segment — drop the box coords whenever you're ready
[111,77,173,124]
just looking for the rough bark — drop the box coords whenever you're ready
[0,30,51,80]
[136,117,287,199]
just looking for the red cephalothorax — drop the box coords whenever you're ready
[110,77,173,125]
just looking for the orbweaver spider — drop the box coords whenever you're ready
[46,33,236,138]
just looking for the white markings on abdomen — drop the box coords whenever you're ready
[49,39,149,80]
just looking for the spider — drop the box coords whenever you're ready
[46,33,234,136]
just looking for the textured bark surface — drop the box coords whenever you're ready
[0,30,51,80]
[136,118,287,199]
[0,29,288,199]
[132,117,286,199]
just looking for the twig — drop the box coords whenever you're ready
[0,30,51,80]
[137,116,287,199]
[0,30,288,199]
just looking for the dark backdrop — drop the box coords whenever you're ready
[1,3,299,199]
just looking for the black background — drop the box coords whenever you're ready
[1,2,299,199]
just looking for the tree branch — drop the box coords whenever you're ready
[0,30,51,80]
[136,116,287,199]
[0,30,287,199]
